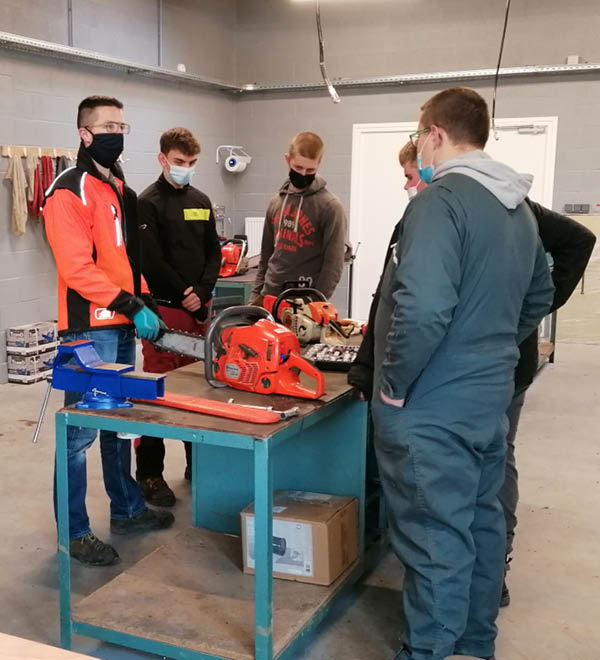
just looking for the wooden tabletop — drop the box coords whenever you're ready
[61,362,356,440]
[0,633,93,659]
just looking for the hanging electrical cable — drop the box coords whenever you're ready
[492,0,513,139]
[316,0,340,104]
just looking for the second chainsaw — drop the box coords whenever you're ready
[219,236,249,278]
[263,287,358,346]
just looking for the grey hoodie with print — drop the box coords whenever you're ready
[251,175,348,299]
[374,149,554,403]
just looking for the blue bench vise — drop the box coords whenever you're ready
[52,340,166,410]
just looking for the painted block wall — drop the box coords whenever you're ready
[0,0,237,382]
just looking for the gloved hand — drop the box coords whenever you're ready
[133,306,162,341]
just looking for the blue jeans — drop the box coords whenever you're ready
[53,328,147,540]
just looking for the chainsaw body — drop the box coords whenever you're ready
[219,237,248,278]
[205,306,325,399]
[264,287,354,346]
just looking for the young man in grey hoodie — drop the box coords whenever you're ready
[372,88,554,660]
[249,131,347,304]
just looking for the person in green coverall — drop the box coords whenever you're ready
[372,87,554,660]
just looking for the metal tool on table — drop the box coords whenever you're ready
[32,339,166,443]
[226,399,300,421]
[154,305,325,400]
[263,287,358,346]
[219,235,249,278]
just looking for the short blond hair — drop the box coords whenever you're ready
[399,141,417,166]
[288,131,324,160]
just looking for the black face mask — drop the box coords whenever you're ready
[85,132,124,168]
[289,168,315,190]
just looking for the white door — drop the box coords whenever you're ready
[349,117,558,320]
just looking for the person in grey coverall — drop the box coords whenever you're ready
[372,88,554,660]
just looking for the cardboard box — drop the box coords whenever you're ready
[6,341,59,356]
[241,491,358,586]
[7,322,57,348]
[8,372,51,385]
[8,350,56,376]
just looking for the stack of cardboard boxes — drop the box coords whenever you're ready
[7,321,58,384]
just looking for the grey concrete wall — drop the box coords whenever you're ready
[235,0,600,85]
[233,77,600,315]
[232,0,600,315]
[162,0,237,81]
[72,0,159,66]
[0,0,69,43]
[0,0,238,382]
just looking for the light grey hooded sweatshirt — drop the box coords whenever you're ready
[432,149,533,209]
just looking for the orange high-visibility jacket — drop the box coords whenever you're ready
[44,146,150,334]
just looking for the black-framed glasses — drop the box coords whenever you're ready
[85,122,131,135]
[409,128,430,147]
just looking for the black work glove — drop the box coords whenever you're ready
[193,304,209,323]
[141,293,161,317]
[347,363,374,401]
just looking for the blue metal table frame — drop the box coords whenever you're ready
[55,384,368,660]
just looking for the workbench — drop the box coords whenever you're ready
[55,364,369,660]
[213,270,257,306]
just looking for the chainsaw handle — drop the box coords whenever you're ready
[284,351,325,399]
[272,287,327,322]
[205,305,273,387]
[221,237,248,253]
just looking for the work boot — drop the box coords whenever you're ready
[110,508,175,535]
[137,476,176,507]
[69,533,120,566]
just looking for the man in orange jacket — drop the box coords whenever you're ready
[44,96,174,566]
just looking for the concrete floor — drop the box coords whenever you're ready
[0,342,599,660]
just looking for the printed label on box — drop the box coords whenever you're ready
[245,516,313,577]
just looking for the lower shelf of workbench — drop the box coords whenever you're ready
[72,526,358,660]
[538,340,554,367]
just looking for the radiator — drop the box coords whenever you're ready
[244,217,265,257]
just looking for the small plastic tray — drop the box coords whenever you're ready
[304,344,359,372]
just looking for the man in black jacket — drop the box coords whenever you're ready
[348,142,596,607]
[136,127,222,506]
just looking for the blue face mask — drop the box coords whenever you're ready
[169,164,195,186]
[417,133,434,184]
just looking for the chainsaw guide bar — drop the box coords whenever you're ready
[133,392,299,424]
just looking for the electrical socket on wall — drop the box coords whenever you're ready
[564,203,590,214]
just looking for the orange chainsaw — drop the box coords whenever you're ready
[219,236,248,278]
[263,288,357,346]
[152,306,325,399]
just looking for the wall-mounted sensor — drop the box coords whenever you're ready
[216,145,252,174]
